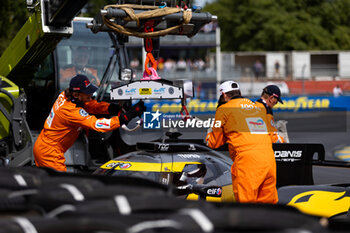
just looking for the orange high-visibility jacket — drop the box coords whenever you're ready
[33,91,120,171]
[206,97,278,204]
[60,66,100,86]
[256,98,285,143]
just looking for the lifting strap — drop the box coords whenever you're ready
[144,21,158,75]
[180,100,190,121]
[102,4,192,38]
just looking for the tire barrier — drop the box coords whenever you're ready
[0,166,345,233]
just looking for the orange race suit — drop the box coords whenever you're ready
[205,97,278,204]
[256,98,285,143]
[33,91,120,172]
[60,66,100,86]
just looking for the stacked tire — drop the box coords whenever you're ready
[0,167,339,233]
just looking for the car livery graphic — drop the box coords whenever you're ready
[96,142,234,202]
[278,185,350,218]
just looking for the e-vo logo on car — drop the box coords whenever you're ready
[143,110,162,129]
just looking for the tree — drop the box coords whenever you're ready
[0,1,28,55]
[204,0,350,51]
[0,0,116,56]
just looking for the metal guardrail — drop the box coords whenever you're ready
[127,31,217,46]
[133,67,242,81]
[311,65,338,77]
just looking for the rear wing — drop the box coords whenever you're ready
[273,143,350,187]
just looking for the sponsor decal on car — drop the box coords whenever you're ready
[207,187,222,197]
[188,144,196,151]
[158,143,169,151]
[177,154,200,159]
[119,163,132,169]
[275,150,302,162]
[102,161,165,172]
[105,162,132,169]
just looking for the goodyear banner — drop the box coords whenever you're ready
[273,96,349,112]
[144,96,350,115]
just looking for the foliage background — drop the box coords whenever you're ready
[0,1,28,55]
[205,0,350,51]
[0,0,349,55]
[0,0,113,55]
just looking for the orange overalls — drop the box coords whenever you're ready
[60,66,100,86]
[206,97,278,204]
[256,98,285,143]
[33,91,121,172]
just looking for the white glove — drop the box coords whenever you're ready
[204,127,213,145]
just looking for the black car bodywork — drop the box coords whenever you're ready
[96,139,350,219]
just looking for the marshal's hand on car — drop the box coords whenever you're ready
[119,100,146,125]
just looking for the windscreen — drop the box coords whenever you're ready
[56,19,118,92]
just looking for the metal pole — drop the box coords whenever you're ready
[302,64,306,95]
[216,26,222,99]
[142,40,146,75]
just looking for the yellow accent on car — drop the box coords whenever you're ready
[186,193,199,201]
[101,161,161,172]
[221,185,235,202]
[101,161,200,172]
[288,190,350,218]
[171,161,200,172]
[206,196,222,202]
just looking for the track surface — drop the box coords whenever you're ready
[279,111,349,160]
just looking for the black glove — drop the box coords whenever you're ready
[133,100,146,117]
[119,101,146,125]
[121,101,131,112]
[108,103,122,115]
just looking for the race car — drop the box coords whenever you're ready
[94,140,234,202]
[95,135,350,219]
